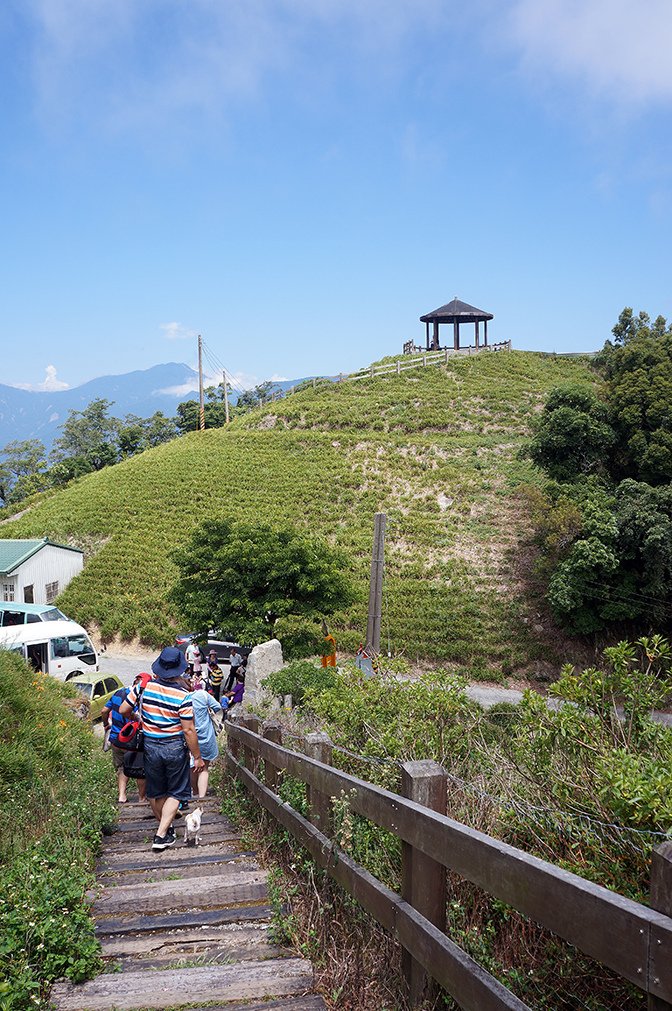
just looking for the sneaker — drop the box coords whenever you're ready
[152,832,176,851]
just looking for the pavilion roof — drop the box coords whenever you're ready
[420,298,493,324]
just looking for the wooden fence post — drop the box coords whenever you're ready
[239,714,260,774]
[401,760,448,1007]
[263,722,283,793]
[304,731,332,835]
[649,841,672,1009]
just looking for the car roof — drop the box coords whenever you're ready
[70,672,122,685]
[0,619,92,645]
[0,602,64,614]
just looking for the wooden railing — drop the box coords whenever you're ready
[264,341,512,402]
[226,716,672,1010]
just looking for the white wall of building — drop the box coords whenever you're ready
[1,545,83,604]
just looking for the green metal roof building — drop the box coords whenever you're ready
[0,538,83,605]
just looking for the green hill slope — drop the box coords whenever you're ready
[1,351,594,672]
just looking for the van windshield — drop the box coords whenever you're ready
[51,634,96,664]
[43,608,66,621]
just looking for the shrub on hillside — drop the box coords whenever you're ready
[170,518,356,651]
[0,652,116,1009]
[262,659,339,706]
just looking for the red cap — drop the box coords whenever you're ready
[134,672,152,689]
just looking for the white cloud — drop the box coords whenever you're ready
[503,0,672,105]
[21,0,446,135]
[269,373,289,382]
[160,322,198,341]
[13,364,70,392]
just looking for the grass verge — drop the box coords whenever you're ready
[0,652,116,1010]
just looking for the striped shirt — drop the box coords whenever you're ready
[127,679,194,740]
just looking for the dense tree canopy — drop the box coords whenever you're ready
[529,306,672,635]
[528,385,615,482]
[170,519,356,655]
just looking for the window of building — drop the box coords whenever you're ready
[23,584,34,603]
[2,584,15,602]
[45,581,59,603]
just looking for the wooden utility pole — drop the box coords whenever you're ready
[197,334,205,431]
[365,512,386,657]
[223,371,230,424]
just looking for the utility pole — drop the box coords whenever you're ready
[197,334,205,431]
[365,512,386,657]
[223,370,230,424]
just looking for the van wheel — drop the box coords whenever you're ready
[65,671,81,681]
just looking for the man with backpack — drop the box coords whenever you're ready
[121,647,205,851]
[102,672,151,803]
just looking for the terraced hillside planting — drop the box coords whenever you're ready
[0,352,594,672]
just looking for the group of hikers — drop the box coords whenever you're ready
[101,643,247,851]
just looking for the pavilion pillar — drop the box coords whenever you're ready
[453,320,459,350]
[425,321,430,350]
[484,320,488,346]
[433,321,439,351]
[475,321,480,349]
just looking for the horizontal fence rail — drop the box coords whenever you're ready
[262,341,512,403]
[226,719,672,1010]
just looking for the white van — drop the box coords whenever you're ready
[0,619,99,680]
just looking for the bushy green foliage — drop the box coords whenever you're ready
[529,308,672,635]
[262,659,339,705]
[170,519,355,654]
[598,313,672,484]
[0,652,116,1009]
[1,351,592,667]
[528,385,615,481]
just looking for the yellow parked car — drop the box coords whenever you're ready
[66,672,124,721]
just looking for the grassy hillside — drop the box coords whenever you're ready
[1,351,594,673]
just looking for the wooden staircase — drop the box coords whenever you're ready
[51,796,326,1011]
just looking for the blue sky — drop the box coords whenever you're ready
[2,0,672,394]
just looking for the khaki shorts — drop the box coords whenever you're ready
[111,744,126,771]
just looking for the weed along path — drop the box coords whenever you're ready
[51,796,326,1011]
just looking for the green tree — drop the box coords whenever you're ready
[528,385,616,482]
[598,322,672,484]
[170,519,356,654]
[51,398,120,471]
[0,439,49,505]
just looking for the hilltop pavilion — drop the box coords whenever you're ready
[420,298,493,351]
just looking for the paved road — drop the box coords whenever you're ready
[98,651,156,687]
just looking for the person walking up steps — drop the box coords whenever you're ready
[101,672,151,803]
[121,647,205,851]
[189,680,226,798]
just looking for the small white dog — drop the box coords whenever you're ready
[184,806,203,847]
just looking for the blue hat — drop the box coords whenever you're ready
[151,646,188,679]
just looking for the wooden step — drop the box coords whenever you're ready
[50,956,315,1010]
[100,855,259,883]
[99,824,241,849]
[93,870,268,917]
[95,902,274,936]
[98,844,251,872]
[104,823,240,846]
[100,922,282,960]
[113,817,234,835]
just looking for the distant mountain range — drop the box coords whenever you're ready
[0,363,314,452]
